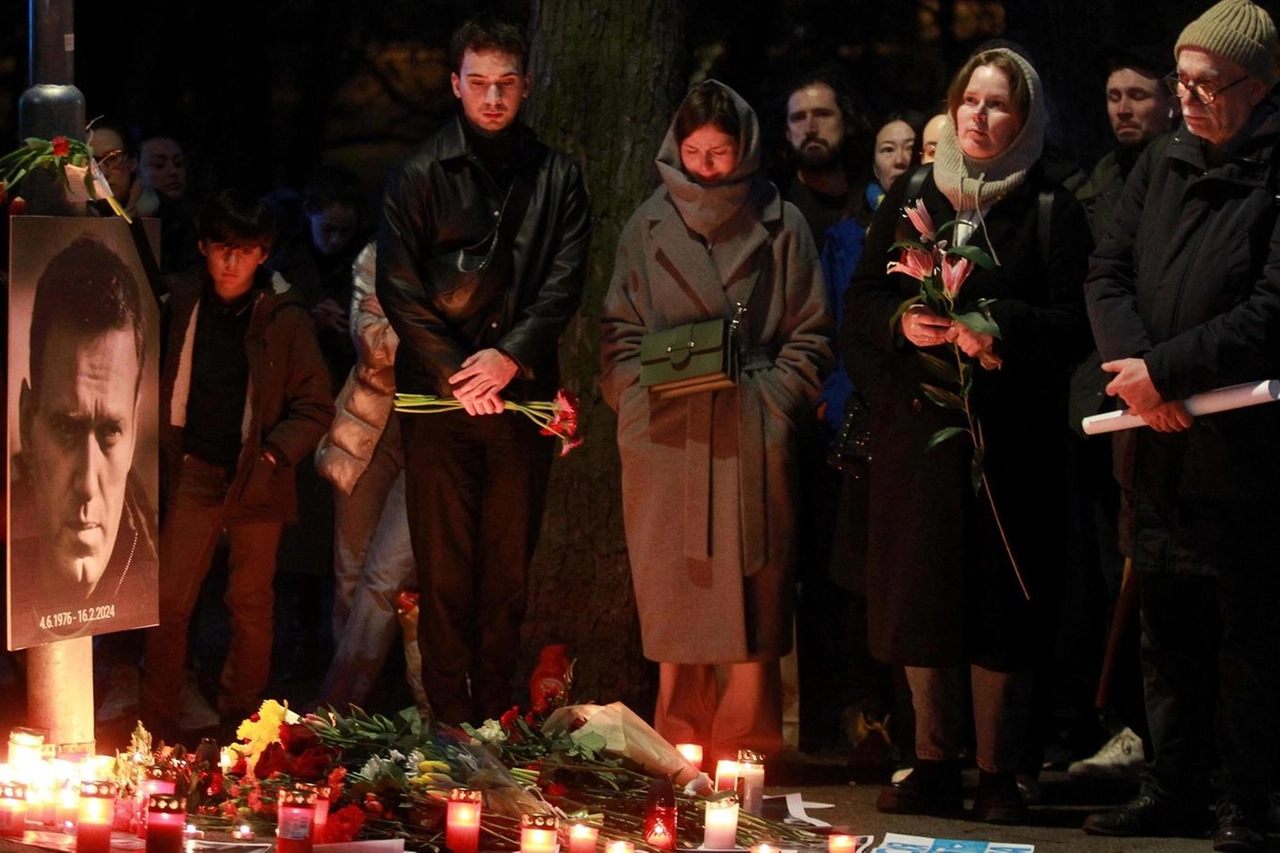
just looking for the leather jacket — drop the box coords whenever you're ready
[376,115,592,399]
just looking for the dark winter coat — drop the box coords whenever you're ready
[844,165,1093,669]
[376,115,591,400]
[1085,100,1280,575]
[160,269,335,524]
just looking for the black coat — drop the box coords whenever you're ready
[1086,101,1280,574]
[376,116,592,399]
[844,165,1093,669]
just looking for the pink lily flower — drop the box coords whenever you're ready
[887,246,934,282]
[904,198,936,242]
[940,254,972,299]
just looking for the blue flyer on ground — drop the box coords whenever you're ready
[872,833,1034,853]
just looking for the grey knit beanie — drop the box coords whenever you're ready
[1176,0,1278,89]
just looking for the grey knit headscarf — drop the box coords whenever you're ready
[932,47,1048,212]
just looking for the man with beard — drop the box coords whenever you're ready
[776,69,869,253]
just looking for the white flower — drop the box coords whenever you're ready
[474,719,508,744]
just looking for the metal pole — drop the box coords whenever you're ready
[17,0,94,756]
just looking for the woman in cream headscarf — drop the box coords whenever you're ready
[845,47,1093,822]
[600,81,832,761]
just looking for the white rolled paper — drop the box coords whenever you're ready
[1082,379,1280,435]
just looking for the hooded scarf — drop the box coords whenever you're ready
[654,80,777,285]
[932,47,1048,212]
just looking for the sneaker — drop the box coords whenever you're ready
[975,770,1027,825]
[1083,785,1208,837]
[1214,799,1266,852]
[96,663,140,723]
[178,676,220,731]
[875,760,963,816]
[1068,726,1144,780]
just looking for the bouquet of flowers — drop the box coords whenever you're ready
[0,133,129,220]
[395,387,582,456]
[886,199,1027,599]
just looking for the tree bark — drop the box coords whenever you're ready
[520,0,684,716]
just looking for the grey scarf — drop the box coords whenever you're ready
[932,48,1048,212]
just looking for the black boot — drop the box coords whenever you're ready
[875,759,963,816]
[1214,797,1266,852]
[1083,778,1209,837]
[973,770,1026,824]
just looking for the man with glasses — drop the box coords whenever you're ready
[1083,2,1280,850]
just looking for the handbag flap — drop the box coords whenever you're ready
[639,318,728,369]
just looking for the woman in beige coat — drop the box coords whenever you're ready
[600,80,832,761]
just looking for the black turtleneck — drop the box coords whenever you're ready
[462,117,519,190]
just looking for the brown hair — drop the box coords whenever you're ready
[945,50,1030,124]
[674,81,741,144]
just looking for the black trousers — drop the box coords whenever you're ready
[399,408,554,725]
[1140,569,1280,804]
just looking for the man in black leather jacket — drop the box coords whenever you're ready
[376,15,591,726]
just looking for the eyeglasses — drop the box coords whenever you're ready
[1164,72,1249,105]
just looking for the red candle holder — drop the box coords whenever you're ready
[446,789,482,853]
[296,783,331,843]
[137,767,177,838]
[643,778,677,851]
[144,794,185,853]
[277,786,318,853]
[0,782,27,838]
[76,782,116,853]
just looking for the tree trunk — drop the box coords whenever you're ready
[519,0,684,717]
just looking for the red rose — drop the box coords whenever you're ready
[288,745,337,780]
[544,782,569,798]
[253,742,289,778]
[500,706,520,730]
[280,722,321,753]
[10,196,26,216]
[51,136,70,157]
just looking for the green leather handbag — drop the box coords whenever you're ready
[638,316,737,400]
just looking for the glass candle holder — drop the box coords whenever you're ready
[137,767,178,838]
[713,760,738,793]
[296,783,330,843]
[7,729,45,781]
[277,787,317,853]
[520,813,559,853]
[76,782,116,853]
[735,750,764,816]
[230,824,255,841]
[604,842,633,853]
[445,789,482,853]
[643,777,677,851]
[702,798,739,850]
[144,794,185,853]
[566,822,598,853]
[56,773,81,830]
[0,782,27,838]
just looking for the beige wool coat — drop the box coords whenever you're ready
[600,83,832,664]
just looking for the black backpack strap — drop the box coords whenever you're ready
[903,163,933,206]
[1037,188,1054,268]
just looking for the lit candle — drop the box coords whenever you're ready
[567,823,599,853]
[76,782,116,853]
[675,743,703,771]
[749,844,779,853]
[445,789,482,853]
[144,794,185,853]
[7,729,45,781]
[735,751,764,816]
[827,835,856,853]
[702,798,739,850]
[643,777,677,851]
[137,767,178,838]
[714,760,738,793]
[231,824,255,841]
[183,824,204,840]
[219,749,233,774]
[0,782,27,838]
[27,763,56,826]
[520,813,559,853]
[605,842,633,853]
[56,777,81,828]
[276,787,317,853]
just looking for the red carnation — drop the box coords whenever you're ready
[325,804,366,843]
[500,706,520,730]
[51,136,70,157]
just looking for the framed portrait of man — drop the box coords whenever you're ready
[7,216,161,651]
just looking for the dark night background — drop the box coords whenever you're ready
[0,0,1219,218]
